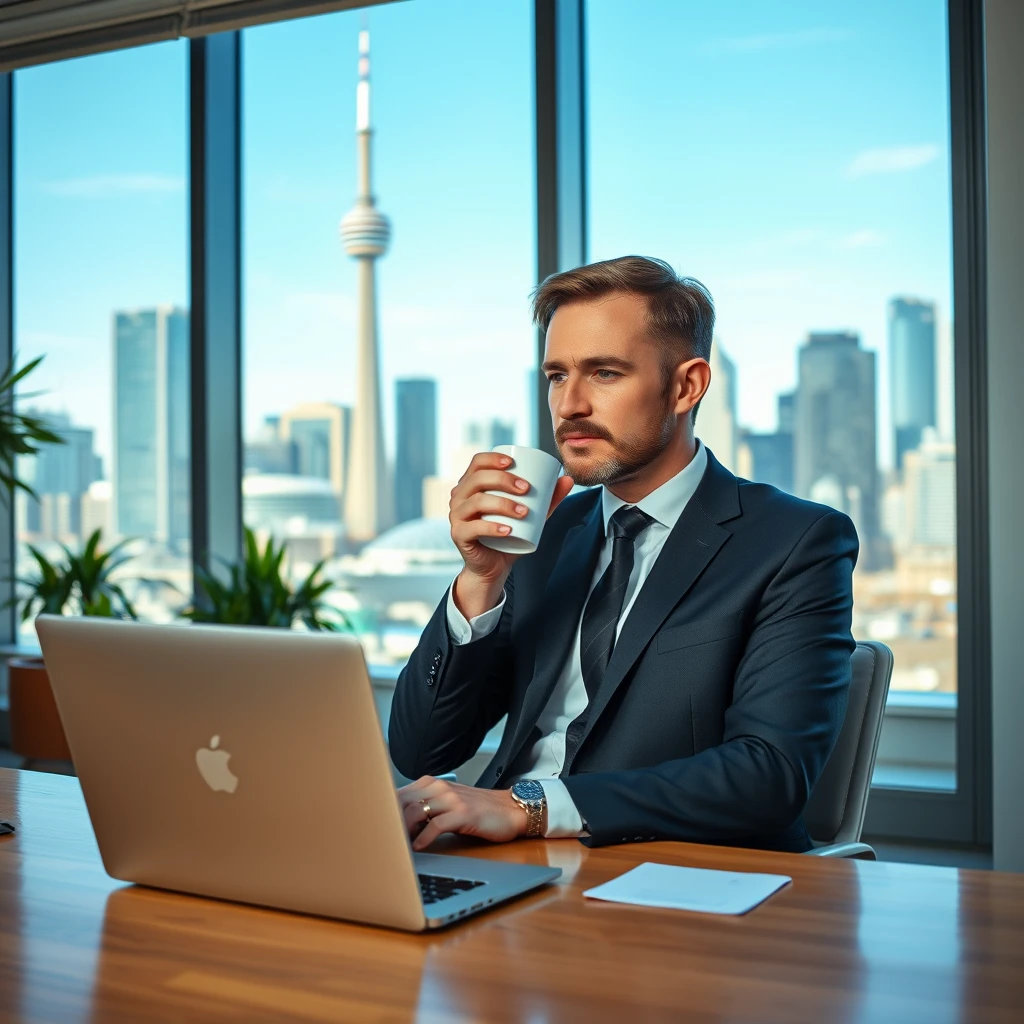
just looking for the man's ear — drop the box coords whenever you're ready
[674,358,711,418]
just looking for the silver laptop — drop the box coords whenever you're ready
[36,615,560,931]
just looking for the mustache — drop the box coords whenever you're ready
[556,420,614,444]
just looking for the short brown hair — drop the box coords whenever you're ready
[531,255,715,366]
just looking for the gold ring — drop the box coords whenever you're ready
[420,799,432,822]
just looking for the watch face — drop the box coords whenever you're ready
[513,779,544,804]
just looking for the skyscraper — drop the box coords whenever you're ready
[696,344,738,471]
[278,402,351,496]
[21,411,101,539]
[739,392,795,494]
[340,28,392,543]
[464,419,515,450]
[794,331,879,564]
[395,379,437,524]
[112,306,189,548]
[889,297,937,470]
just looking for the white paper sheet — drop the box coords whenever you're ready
[582,861,792,915]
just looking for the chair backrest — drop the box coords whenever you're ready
[803,641,894,846]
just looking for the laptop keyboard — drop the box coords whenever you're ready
[418,873,485,905]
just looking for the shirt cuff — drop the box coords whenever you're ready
[538,779,586,838]
[445,581,506,645]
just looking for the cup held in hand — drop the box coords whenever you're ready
[480,445,563,555]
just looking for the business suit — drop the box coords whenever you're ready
[389,447,859,852]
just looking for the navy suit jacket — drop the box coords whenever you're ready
[388,448,859,852]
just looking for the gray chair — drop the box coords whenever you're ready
[803,641,894,859]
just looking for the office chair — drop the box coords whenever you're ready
[803,641,894,860]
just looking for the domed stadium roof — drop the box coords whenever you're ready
[364,517,457,556]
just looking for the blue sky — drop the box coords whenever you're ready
[13,0,951,476]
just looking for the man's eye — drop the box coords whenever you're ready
[547,373,566,384]
[596,369,620,380]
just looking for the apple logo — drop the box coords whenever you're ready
[195,735,239,793]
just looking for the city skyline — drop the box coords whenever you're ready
[12,1,953,476]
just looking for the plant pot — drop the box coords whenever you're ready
[8,657,72,763]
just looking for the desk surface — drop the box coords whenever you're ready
[0,767,1021,1023]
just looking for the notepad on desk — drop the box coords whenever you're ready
[583,862,791,915]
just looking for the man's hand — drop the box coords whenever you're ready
[449,452,574,620]
[398,776,528,851]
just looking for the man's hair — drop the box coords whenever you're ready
[531,256,715,423]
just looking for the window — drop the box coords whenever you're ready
[587,1,957,787]
[14,42,191,638]
[242,1,534,667]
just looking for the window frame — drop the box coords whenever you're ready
[0,0,994,847]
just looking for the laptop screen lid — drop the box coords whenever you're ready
[36,615,427,931]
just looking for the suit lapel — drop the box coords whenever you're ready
[504,492,604,767]
[573,450,742,756]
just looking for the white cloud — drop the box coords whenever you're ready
[710,28,854,53]
[838,229,886,250]
[38,174,185,198]
[845,145,940,178]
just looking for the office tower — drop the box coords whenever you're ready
[278,403,351,495]
[903,429,956,548]
[741,392,795,494]
[112,306,189,547]
[526,367,540,447]
[245,415,297,476]
[889,298,937,470]
[696,344,738,471]
[21,411,101,538]
[464,419,515,450]
[81,480,112,540]
[340,28,393,543]
[395,379,437,524]
[794,332,879,563]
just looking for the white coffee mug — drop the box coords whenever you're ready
[479,445,563,555]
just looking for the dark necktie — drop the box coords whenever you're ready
[563,505,654,770]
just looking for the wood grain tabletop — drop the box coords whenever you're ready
[0,766,1021,1023]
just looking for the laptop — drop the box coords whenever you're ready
[35,615,560,931]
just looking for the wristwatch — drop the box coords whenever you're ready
[510,779,547,838]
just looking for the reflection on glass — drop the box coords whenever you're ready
[242,1,533,667]
[14,43,191,641]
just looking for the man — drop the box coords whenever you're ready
[389,255,857,853]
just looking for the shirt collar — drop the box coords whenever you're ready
[601,440,709,535]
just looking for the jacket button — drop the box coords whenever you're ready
[634,836,643,842]
[495,765,504,777]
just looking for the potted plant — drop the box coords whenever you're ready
[0,355,70,764]
[182,527,348,631]
[8,529,137,764]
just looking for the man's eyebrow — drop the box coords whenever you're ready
[541,355,635,373]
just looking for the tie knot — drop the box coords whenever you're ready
[609,504,654,542]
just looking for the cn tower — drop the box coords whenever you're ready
[340,28,393,542]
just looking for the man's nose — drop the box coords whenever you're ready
[553,375,591,420]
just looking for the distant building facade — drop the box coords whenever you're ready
[112,306,189,548]
[794,331,880,565]
[395,378,437,524]
[278,402,351,497]
[697,344,738,471]
[21,411,101,539]
[889,298,937,470]
[465,418,515,450]
[740,392,795,494]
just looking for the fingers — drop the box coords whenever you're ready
[412,810,463,852]
[452,491,529,525]
[451,468,530,509]
[397,777,454,836]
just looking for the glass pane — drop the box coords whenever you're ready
[587,1,956,789]
[242,2,534,668]
[14,43,191,640]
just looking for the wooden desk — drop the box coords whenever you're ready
[0,767,1021,1023]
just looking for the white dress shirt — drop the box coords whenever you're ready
[446,441,709,837]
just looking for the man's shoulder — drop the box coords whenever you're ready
[732,476,856,540]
